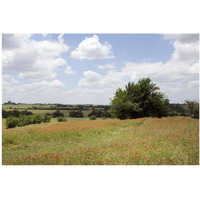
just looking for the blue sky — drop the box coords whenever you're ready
[2,34,199,104]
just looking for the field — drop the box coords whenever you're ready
[2,116,199,165]
[2,105,91,118]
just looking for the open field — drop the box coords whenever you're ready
[2,107,91,118]
[2,117,199,165]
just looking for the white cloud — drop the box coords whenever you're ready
[65,66,76,74]
[2,34,69,81]
[3,79,65,103]
[98,63,115,69]
[77,34,199,103]
[58,34,64,43]
[164,34,199,43]
[71,35,114,60]
[171,41,199,63]
[2,74,19,85]
[2,34,32,49]
[2,34,199,104]
[188,80,199,89]
[78,71,102,86]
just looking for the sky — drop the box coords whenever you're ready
[2,33,199,104]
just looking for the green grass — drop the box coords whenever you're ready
[2,117,199,165]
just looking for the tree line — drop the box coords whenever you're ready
[3,77,199,128]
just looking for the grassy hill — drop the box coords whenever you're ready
[2,117,199,165]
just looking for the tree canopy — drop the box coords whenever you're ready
[109,77,169,119]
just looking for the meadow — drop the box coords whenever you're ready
[2,117,199,165]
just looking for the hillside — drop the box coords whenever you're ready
[2,117,199,165]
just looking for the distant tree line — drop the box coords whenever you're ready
[2,109,33,118]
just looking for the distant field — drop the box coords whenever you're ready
[2,117,199,165]
[2,104,91,117]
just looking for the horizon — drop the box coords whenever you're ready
[2,34,199,104]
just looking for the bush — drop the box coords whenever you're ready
[6,116,19,128]
[89,115,96,120]
[30,114,44,124]
[57,117,67,122]
[69,110,83,118]
[5,114,45,128]
[43,113,52,123]
[18,115,30,127]
[52,110,64,118]
[2,109,33,118]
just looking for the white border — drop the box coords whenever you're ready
[1,0,199,200]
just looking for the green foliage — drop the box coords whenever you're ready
[169,104,186,116]
[2,109,33,118]
[43,113,52,123]
[30,114,44,124]
[88,109,104,117]
[52,110,64,118]
[57,117,67,122]
[184,100,199,119]
[110,77,169,119]
[88,109,111,118]
[6,114,45,128]
[18,115,31,127]
[6,116,19,128]
[89,115,96,120]
[69,110,83,118]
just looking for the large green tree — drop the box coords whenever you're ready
[109,77,169,119]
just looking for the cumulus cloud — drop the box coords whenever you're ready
[164,34,199,43]
[2,34,32,49]
[65,66,76,74]
[77,34,199,103]
[79,69,126,88]
[2,34,69,81]
[2,34,199,104]
[78,71,102,86]
[71,35,114,60]
[3,79,65,103]
[98,63,115,69]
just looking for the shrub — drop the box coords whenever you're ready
[43,113,52,123]
[18,115,30,127]
[30,114,44,124]
[57,117,67,122]
[89,115,96,120]
[6,116,19,128]
[52,110,64,118]
[2,109,33,118]
[69,110,83,118]
[88,109,104,117]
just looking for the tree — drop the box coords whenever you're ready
[44,113,52,123]
[184,100,199,119]
[69,110,83,118]
[57,117,67,122]
[52,110,64,118]
[109,77,169,119]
